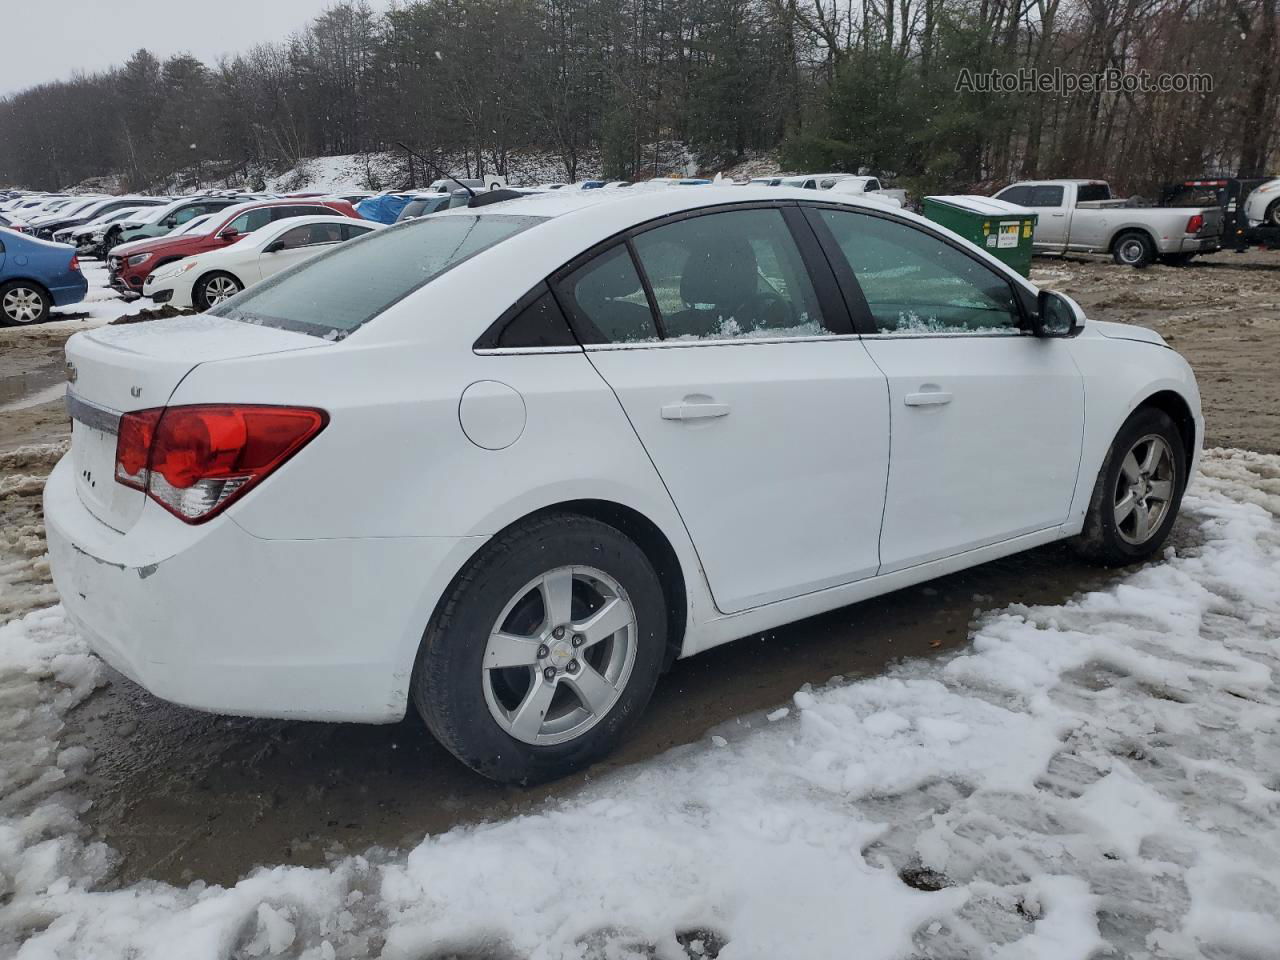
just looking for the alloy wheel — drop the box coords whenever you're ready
[2,287,43,323]
[482,565,637,746]
[203,276,240,305]
[1113,434,1175,545]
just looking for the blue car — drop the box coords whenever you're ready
[0,228,88,326]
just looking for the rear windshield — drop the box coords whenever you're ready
[210,213,544,338]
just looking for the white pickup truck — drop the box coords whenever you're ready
[992,179,1222,267]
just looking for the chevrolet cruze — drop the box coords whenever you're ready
[46,186,1202,783]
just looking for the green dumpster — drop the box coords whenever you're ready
[922,195,1038,277]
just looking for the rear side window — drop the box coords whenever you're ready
[557,244,659,343]
[1076,184,1111,203]
[477,285,578,349]
[211,214,543,338]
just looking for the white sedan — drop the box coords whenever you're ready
[46,186,1202,783]
[142,215,379,310]
[1243,177,1280,228]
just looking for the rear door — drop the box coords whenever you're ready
[807,204,1084,572]
[557,204,891,614]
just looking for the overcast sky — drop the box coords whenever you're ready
[2,0,387,97]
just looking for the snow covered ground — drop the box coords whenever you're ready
[1,449,1278,959]
[44,260,145,330]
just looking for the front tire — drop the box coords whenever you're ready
[0,281,51,326]
[1074,407,1187,566]
[1267,199,1280,228]
[1112,231,1155,268]
[193,271,242,311]
[413,513,667,784]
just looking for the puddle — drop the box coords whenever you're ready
[0,360,67,412]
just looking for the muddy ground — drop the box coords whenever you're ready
[0,248,1277,888]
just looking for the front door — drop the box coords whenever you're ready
[258,222,343,282]
[555,206,891,614]
[809,205,1084,572]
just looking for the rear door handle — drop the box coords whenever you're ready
[661,400,730,421]
[904,391,953,407]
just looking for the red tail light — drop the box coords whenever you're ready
[114,405,327,523]
[70,255,81,273]
[1185,214,1204,234]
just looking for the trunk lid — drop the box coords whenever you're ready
[65,315,331,533]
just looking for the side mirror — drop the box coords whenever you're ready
[163,217,177,228]
[1033,289,1085,338]
[263,239,285,253]
[220,228,240,242]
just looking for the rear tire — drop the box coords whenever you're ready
[1112,231,1155,268]
[1267,199,1280,228]
[0,281,51,326]
[1073,407,1187,566]
[193,271,242,311]
[413,513,667,784]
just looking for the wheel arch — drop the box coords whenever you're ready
[417,498,690,681]
[195,266,244,288]
[1108,226,1157,253]
[0,276,53,299]
[1134,388,1197,475]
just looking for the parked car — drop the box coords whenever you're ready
[34,196,166,241]
[0,228,87,325]
[143,215,379,310]
[64,207,151,257]
[394,192,470,222]
[780,173,854,189]
[827,176,909,208]
[1242,177,1280,228]
[356,193,415,224]
[25,196,107,235]
[427,176,507,193]
[0,212,30,234]
[992,179,1222,267]
[110,196,250,249]
[747,176,784,186]
[107,197,362,297]
[47,186,1201,784]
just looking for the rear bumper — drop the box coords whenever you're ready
[1175,236,1220,254]
[44,455,482,723]
[50,274,89,307]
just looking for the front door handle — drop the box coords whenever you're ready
[661,400,730,421]
[904,391,953,407]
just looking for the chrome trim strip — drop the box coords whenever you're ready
[582,333,863,351]
[474,346,583,356]
[66,391,122,436]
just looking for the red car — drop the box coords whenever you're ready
[108,198,362,297]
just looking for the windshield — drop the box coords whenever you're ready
[211,214,544,338]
